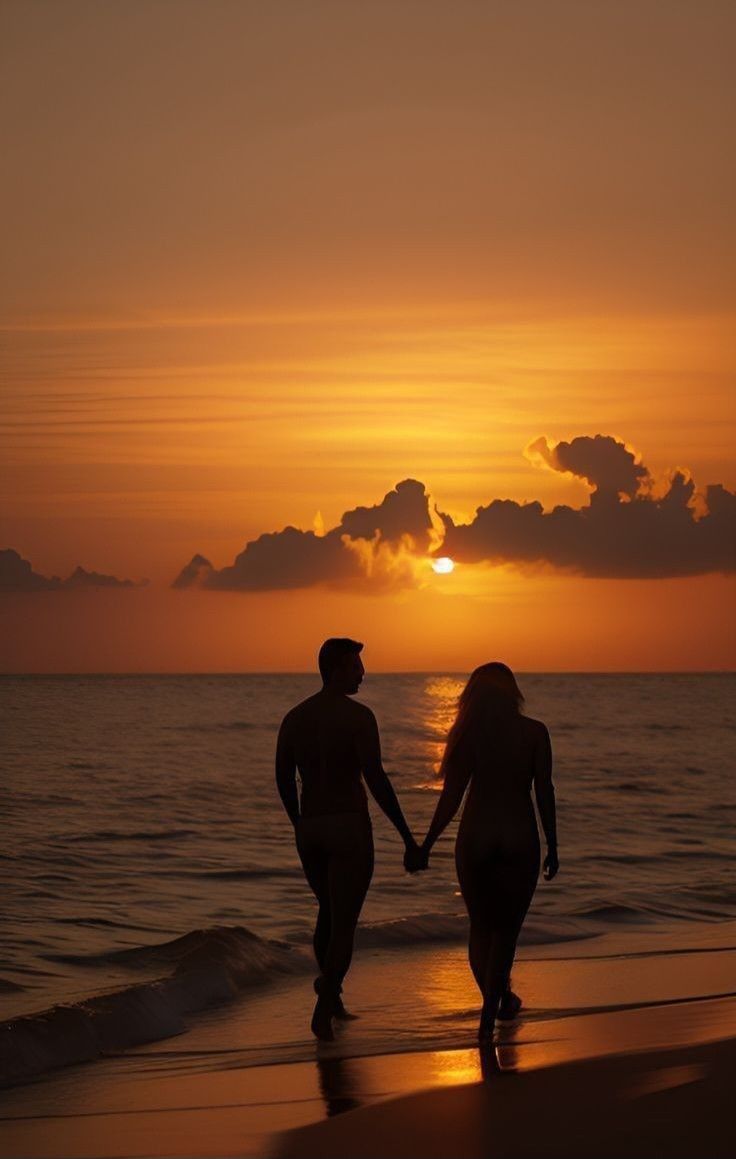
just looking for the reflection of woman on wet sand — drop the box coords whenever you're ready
[407,663,559,1040]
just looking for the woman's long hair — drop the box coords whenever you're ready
[440,662,524,775]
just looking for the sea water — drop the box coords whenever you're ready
[2,673,734,1082]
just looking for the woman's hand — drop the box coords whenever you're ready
[404,839,429,873]
[543,846,559,881]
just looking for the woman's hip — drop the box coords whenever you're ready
[296,810,373,858]
[455,828,540,877]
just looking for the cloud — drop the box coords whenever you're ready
[526,434,649,499]
[206,526,361,591]
[337,479,435,549]
[0,549,146,592]
[173,478,433,591]
[171,553,216,591]
[441,436,735,578]
[62,566,145,590]
[175,435,735,590]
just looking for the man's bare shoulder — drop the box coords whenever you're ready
[345,698,377,728]
[279,694,322,730]
[280,694,376,735]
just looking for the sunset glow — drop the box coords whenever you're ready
[2,13,734,1159]
[1,2,733,673]
[432,558,456,575]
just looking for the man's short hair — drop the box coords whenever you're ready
[318,637,363,681]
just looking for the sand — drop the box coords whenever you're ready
[1,934,734,1159]
[270,1035,734,1159]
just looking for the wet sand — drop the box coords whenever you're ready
[271,1032,734,1159]
[1,939,734,1158]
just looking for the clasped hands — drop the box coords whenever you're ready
[404,838,560,878]
[403,838,430,874]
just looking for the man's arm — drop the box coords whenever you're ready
[356,709,415,848]
[275,715,300,827]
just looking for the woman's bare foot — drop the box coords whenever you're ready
[478,1000,497,1042]
[497,989,522,1022]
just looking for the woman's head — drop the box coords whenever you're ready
[443,663,523,766]
[456,662,524,720]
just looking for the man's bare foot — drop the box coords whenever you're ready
[311,996,335,1041]
[333,995,359,1020]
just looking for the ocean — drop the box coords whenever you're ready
[2,672,735,1084]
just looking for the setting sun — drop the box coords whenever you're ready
[432,557,456,574]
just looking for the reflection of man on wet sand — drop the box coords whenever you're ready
[276,637,418,1041]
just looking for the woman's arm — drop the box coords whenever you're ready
[420,738,473,859]
[357,710,415,849]
[533,723,559,879]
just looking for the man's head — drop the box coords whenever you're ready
[318,637,364,694]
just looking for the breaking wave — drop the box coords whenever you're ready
[0,926,306,1089]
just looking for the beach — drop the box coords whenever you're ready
[4,0,735,1148]
[4,673,734,1022]
[3,673,735,1155]
[2,920,734,1158]
[272,1033,735,1159]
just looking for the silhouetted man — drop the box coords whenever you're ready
[276,637,417,1040]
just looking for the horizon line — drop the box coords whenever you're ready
[1,669,733,678]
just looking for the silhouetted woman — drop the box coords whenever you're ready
[412,663,558,1040]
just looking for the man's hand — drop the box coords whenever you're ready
[404,840,430,874]
[543,846,559,881]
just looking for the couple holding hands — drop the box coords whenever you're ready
[276,638,558,1042]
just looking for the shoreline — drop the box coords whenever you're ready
[2,999,734,1158]
[2,917,732,1089]
[1,931,734,1159]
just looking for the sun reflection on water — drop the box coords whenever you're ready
[418,676,464,779]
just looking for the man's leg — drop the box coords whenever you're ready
[312,894,331,974]
[296,825,330,972]
[321,836,374,992]
[301,815,373,1040]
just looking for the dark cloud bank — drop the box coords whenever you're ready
[174,436,735,591]
[0,549,145,593]
[174,479,434,592]
[441,435,735,579]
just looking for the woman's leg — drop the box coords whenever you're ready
[456,840,494,999]
[482,848,539,1022]
[468,918,492,993]
[458,836,539,1038]
[461,876,500,1039]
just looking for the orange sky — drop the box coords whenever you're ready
[1,1,734,671]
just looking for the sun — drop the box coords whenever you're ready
[431,556,455,574]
